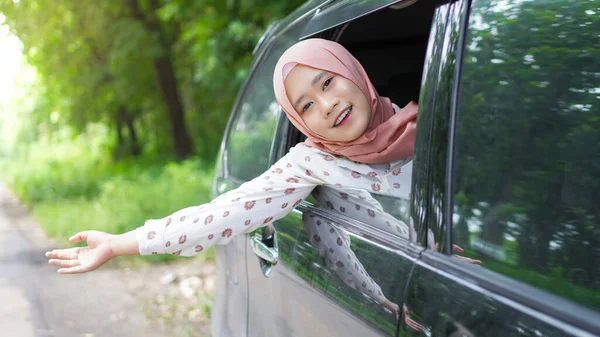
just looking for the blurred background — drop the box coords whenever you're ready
[0,0,304,261]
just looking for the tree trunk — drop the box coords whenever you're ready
[116,112,125,148]
[126,0,194,160]
[113,107,126,160]
[152,56,193,159]
[124,111,141,156]
[114,106,142,158]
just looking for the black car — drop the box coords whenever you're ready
[210,0,600,336]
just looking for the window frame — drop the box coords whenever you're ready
[417,248,600,335]
[410,1,454,250]
[300,0,411,39]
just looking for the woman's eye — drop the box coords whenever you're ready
[323,77,332,90]
[302,102,313,112]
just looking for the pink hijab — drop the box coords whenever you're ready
[273,38,417,164]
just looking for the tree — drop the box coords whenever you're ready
[126,0,193,159]
[0,0,305,161]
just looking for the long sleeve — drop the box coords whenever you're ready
[135,144,341,256]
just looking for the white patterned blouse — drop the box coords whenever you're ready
[136,142,413,257]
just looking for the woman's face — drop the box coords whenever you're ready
[284,64,372,142]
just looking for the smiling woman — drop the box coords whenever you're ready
[273,38,417,164]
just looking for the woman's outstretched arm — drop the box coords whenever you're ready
[45,230,138,274]
[45,144,331,273]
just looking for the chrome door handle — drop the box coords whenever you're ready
[251,236,279,264]
[251,225,279,277]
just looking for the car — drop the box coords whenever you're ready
[210,0,600,336]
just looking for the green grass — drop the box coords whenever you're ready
[0,138,217,264]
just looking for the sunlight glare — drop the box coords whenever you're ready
[0,14,23,105]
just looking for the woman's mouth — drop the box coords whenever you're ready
[334,106,352,127]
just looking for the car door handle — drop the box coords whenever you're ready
[251,224,279,277]
[251,235,279,264]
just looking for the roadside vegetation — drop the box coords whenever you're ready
[0,130,216,262]
[0,0,304,261]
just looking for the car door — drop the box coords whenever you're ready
[209,3,327,337]
[401,0,600,336]
[245,1,444,337]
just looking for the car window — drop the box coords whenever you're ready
[452,0,600,311]
[226,22,308,182]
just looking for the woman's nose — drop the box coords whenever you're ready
[319,96,340,119]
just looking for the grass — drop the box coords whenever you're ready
[0,137,217,264]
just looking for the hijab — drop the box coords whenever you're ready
[273,38,417,164]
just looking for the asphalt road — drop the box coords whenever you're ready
[0,182,166,337]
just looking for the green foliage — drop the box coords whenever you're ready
[169,0,306,158]
[0,0,304,159]
[227,119,278,181]
[0,0,304,261]
[0,135,215,263]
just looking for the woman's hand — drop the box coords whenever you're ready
[451,245,482,265]
[434,243,482,265]
[45,230,116,274]
[383,299,401,321]
[403,305,426,332]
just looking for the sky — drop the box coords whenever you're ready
[0,14,23,105]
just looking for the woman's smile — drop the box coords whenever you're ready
[334,106,352,127]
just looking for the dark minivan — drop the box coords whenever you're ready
[210,0,600,336]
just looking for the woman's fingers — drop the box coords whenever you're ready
[430,244,481,265]
[58,265,88,274]
[48,259,80,268]
[405,316,425,332]
[452,244,464,253]
[69,231,91,243]
[469,258,482,265]
[45,248,80,260]
[456,255,482,265]
[47,247,81,254]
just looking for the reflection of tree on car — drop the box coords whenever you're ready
[451,0,600,310]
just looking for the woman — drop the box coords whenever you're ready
[45,38,418,273]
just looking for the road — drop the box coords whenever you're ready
[0,182,167,337]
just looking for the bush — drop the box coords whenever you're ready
[0,139,216,263]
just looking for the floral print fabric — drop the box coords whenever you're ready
[136,142,413,257]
